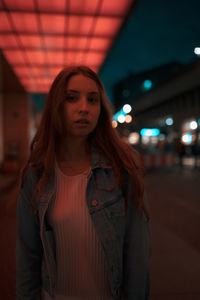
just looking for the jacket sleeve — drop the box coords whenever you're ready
[122,180,152,300]
[16,167,43,300]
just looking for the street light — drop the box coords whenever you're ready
[123,104,132,114]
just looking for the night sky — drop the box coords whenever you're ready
[99,0,200,103]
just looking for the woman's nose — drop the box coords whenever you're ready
[79,97,88,113]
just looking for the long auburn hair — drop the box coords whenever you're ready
[22,65,148,219]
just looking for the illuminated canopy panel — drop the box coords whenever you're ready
[0,0,137,93]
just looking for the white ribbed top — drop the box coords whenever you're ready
[43,162,112,300]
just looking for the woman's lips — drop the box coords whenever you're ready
[74,119,90,127]
[75,119,89,124]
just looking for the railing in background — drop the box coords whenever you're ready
[141,153,177,168]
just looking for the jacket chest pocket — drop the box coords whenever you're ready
[104,200,125,218]
[104,199,126,239]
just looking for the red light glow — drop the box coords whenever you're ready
[0,0,137,93]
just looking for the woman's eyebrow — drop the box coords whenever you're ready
[88,91,99,95]
[67,90,99,95]
[67,89,79,93]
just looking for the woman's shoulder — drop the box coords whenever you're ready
[21,163,41,189]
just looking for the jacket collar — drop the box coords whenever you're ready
[91,145,112,170]
[40,145,112,202]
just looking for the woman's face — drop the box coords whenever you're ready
[63,74,101,138]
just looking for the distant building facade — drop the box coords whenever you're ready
[113,59,200,164]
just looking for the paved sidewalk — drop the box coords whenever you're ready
[0,172,19,300]
[145,167,200,300]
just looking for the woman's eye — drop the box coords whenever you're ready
[66,95,77,102]
[88,97,98,103]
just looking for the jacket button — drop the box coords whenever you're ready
[92,200,98,206]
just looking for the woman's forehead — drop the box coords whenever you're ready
[67,74,100,93]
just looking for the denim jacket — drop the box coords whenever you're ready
[16,150,151,300]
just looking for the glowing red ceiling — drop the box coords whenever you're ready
[0,0,137,93]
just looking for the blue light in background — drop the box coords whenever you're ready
[166,117,173,126]
[113,108,127,121]
[140,128,160,137]
[182,132,192,144]
[143,80,152,90]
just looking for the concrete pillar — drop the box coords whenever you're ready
[0,51,30,170]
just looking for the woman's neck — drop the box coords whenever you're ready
[56,137,91,176]
[56,136,90,162]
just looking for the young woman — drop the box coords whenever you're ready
[16,66,151,300]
